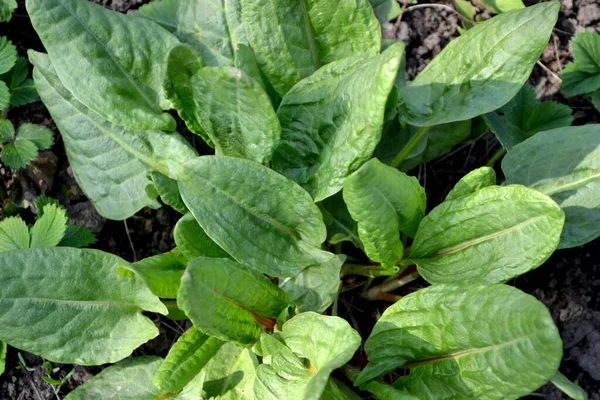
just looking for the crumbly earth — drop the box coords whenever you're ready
[1,0,599,398]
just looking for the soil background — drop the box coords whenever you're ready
[0,0,599,399]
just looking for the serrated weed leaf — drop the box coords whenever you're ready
[0,217,29,251]
[562,31,600,97]
[30,203,68,248]
[0,37,17,75]
[16,123,54,150]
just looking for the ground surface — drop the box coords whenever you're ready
[0,0,599,398]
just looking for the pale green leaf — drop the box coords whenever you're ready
[479,0,525,14]
[562,32,600,97]
[202,342,258,400]
[126,249,187,299]
[174,213,230,260]
[272,43,404,201]
[355,284,563,400]
[502,125,600,248]
[0,0,16,22]
[136,0,178,33]
[0,216,29,251]
[0,119,14,141]
[26,0,178,131]
[178,156,332,277]
[154,327,224,393]
[30,51,197,220]
[16,123,54,150]
[178,257,292,345]
[399,3,559,126]
[410,185,564,284]
[320,192,362,248]
[343,158,426,268]
[369,0,403,22]
[279,254,345,313]
[57,224,96,248]
[551,372,588,400]
[0,248,167,364]
[445,166,496,201]
[30,203,68,248]
[1,139,38,169]
[0,37,17,75]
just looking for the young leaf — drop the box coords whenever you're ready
[0,340,5,376]
[0,0,16,22]
[409,185,565,284]
[369,0,403,23]
[398,2,559,126]
[551,371,588,400]
[320,192,362,248]
[30,51,197,220]
[355,284,563,400]
[147,172,188,214]
[502,125,600,248]
[272,43,404,201]
[279,254,345,313]
[187,66,281,164]
[479,0,524,14]
[16,123,54,150]
[0,216,29,251]
[58,224,96,248]
[125,249,187,299]
[444,166,496,201]
[178,156,332,277]
[1,139,38,169]
[242,0,381,96]
[30,203,68,248]
[178,257,293,345]
[26,0,178,131]
[0,37,17,75]
[343,158,426,270]
[201,342,258,399]
[135,0,178,33]
[153,327,224,393]
[561,32,600,97]
[0,248,167,364]
[174,213,230,260]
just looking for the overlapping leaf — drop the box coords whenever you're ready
[445,167,496,201]
[125,249,187,299]
[562,32,600,98]
[201,342,258,399]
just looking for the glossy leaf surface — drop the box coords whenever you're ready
[445,167,496,201]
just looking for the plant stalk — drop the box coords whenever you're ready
[363,270,420,301]
[486,147,507,167]
[391,126,432,168]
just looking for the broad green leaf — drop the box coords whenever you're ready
[445,166,496,201]
[148,172,188,214]
[26,0,178,131]
[343,159,426,269]
[16,123,54,150]
[256,313,361,400]
[355,284,563,400]
[178,257,292,345]
[234,44,276,95]
[409,185,564,284]
[58,224,96,248]
[1,139,38,169]
[154,327,224,393]
[126,249,187,299]
[0,248,166,364]
[0,119,13,141]
[362,381,419,400]
[202,342,258,399]
[551,372,588,400]
[562,32,600,97]
[369,0,403,22]
[0,340,5,376]
[485,84,573,150]
[398,3,559,126]
[272,43,404,201]
[479,0,524,14]
[174,213,230,260]
[0,216,29,251]
[279,254,345,313]
[0,37,17,75]
[242,0,381,96]
[0,0,16,22]
[135,0,178,33]
[178,156,332,277]
[188,66,281,163]
[30,51,197,220]
[502,125,600,248]
[320,192,362,248]
[30,203,68,248]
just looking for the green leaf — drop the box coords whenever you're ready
[174,213,230,260]
[485,84,573,150]
[0,0,16,22]
[0,216,29,251]
[10,79,38,107]
[3,58,39,106]
[562,32,600,97]
[58,224,96,248]
[455,0,477,30]
[445,166,496,201]
[369,0,403,23]
[187,66,281,164]
[135,0,178,33]
[0,248,167,364]
[26,0,178,131]
[178,156,332,277]
[30,203,68,248]
[255,313,361,400]
[502,125,600,248]
[234,44,276,95]
[126,249,187,299]
[242,0,381,96]
[409,185,565,284]
[148,172,188,214]
[355,284,563,400]
[154,327,224,393]
[0,80,9,111]
[1,139,38,169]
[0,37,17,75]
[279,254,345,313]
[178,257,293,345]
[592,89,600,113]
[343,159,425,269]
[551,372,588,400]
[479,0,525,14]
[0,118,14,141]
[0,340,5,376]
[398,2,559,126]
[362,381,419,400]
[272,42,404,201]
[30,51,197,220]
[320,192,362,248]
[16,123,54,150]
[202,342,258,399]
